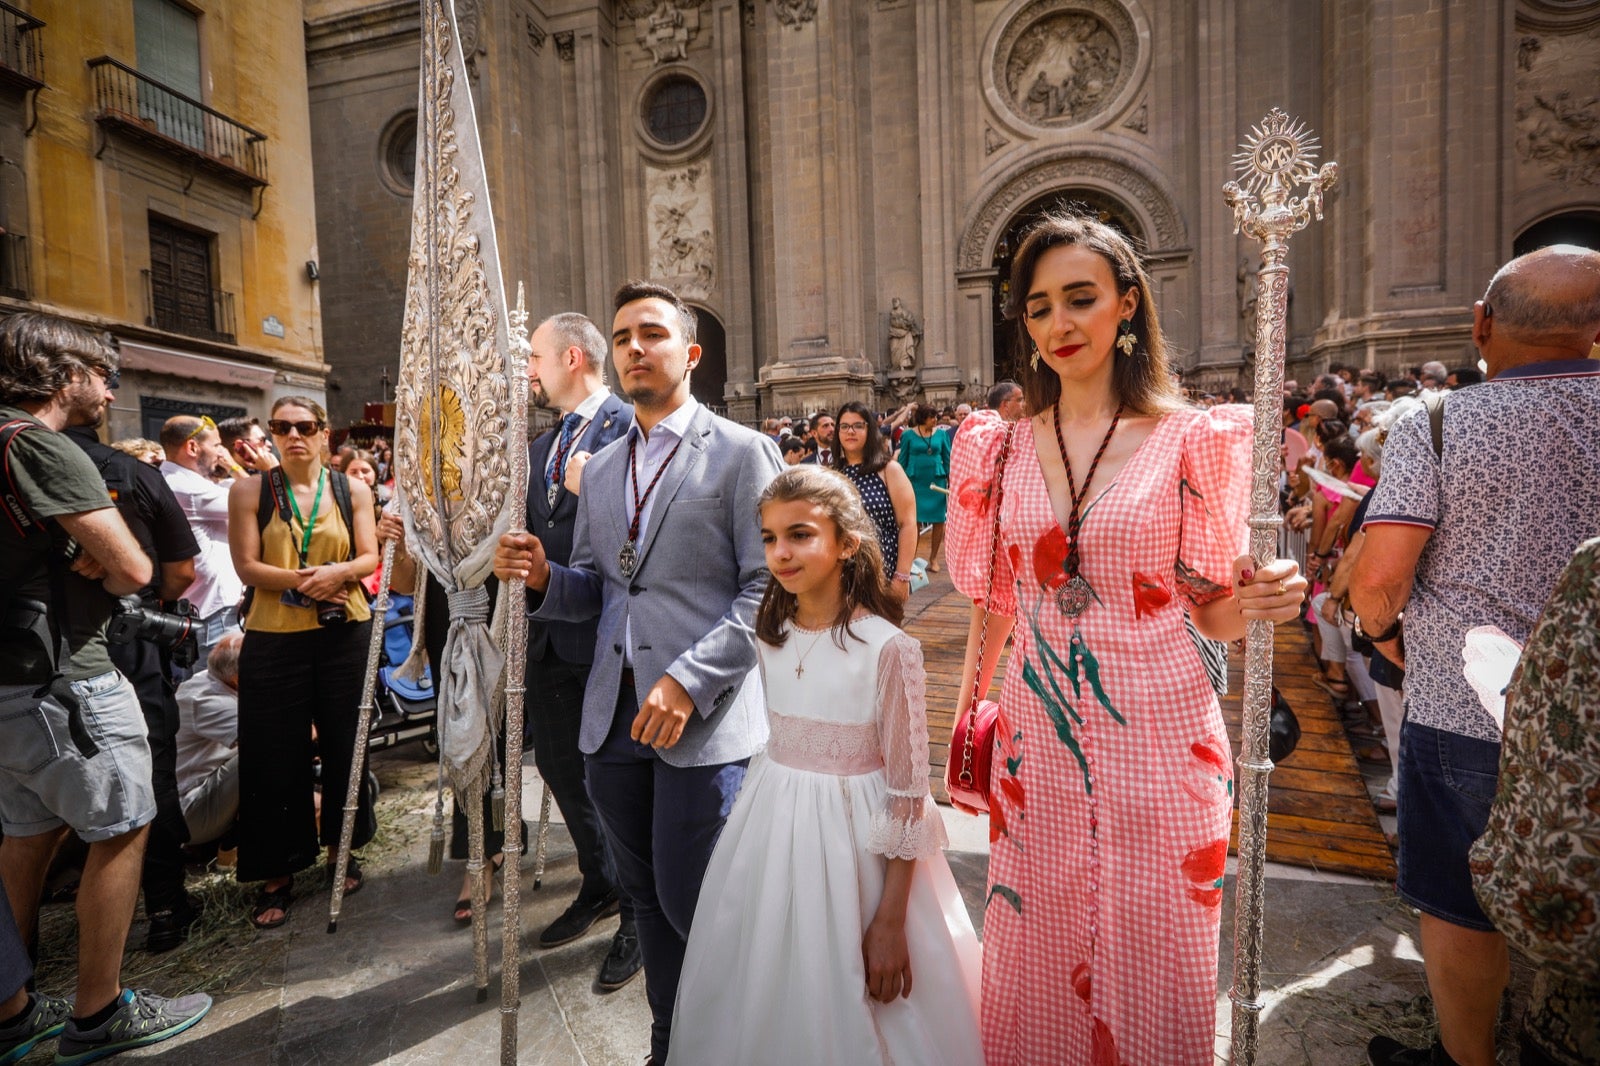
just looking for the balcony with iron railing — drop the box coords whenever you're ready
[142,268,237,345]
[89,57,267,188]
[0,232,27,299]
[0,2,42,92]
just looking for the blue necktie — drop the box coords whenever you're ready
[546,412,583,501]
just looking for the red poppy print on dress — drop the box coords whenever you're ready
[1032,525,1070,590]
[1181,837,1229,908]
[1131,571,1172,619]
[956,477,994,515]
[1181,733,1233,807]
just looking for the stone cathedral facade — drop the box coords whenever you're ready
[306,0,1600,429]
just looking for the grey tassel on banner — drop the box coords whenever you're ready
[427,764,447,875]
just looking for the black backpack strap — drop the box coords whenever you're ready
[1422,390,1446,460]
[255,470,276,534]
[329,470,356,561]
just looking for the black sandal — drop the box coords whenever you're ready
[251,879,294,930]
[452,854,503,926]
[343,856,364,897]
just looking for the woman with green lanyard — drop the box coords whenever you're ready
[228,396,379,929]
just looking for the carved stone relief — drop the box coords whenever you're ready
[455,0,486,80]
[743,0,756,27]
[957,153,1185,271]
[1122,97,1148,134]
[994,0,1137,130]
[632,1,701,64]
[1514,24,1600,185]
[772,0,819,29]
[525,13,546,55]
[647,162,716,299]
[984,124,1009,155]
[554,31,575,62]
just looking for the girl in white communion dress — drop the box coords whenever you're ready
[668,466,983,1066]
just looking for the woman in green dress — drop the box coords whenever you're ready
[896,403,953,571]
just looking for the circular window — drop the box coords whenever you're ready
[643,76,708,147]
[380,111,418,195]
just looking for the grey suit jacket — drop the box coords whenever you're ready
[532,403,783,767]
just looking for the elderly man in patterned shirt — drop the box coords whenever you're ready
[1351,244,1600,1066]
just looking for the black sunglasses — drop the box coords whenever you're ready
[268,419,325,438]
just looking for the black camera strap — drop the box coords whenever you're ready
[0,418,100,757]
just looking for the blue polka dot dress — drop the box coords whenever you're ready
[842,462,900,575]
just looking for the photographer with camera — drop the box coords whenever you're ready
[227,396,378,929]
[66,406,204,953]
[0,313,211,1061]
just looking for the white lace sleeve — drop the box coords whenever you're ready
[866,632,949,860]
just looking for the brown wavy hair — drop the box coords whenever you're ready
[755,466,903,649]
[1003,211,1186,418]
[0,313,118,404]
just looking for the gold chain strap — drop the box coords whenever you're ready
[958,422,1016,786]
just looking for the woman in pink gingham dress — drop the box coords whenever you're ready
[947,213,1306,1065]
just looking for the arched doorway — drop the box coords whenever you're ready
[689,305,727,412]
[1514,210,1600,256]
[989,188,1145,384]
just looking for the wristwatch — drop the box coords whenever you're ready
[1355,613,1402,643]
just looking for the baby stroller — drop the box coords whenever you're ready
[367,592,439,757]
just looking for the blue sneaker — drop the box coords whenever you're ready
[54,988,211,1065]
[0,993,70,1064]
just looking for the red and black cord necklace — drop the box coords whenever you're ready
[619,431,685,577]
[1051,400,1124,617]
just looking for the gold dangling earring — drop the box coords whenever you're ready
[1116,319,1138,357]
[1030,346,1042,371]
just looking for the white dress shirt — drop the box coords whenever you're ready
[160,460,243,618]
[175,669,238,802]
[621,397,699,664]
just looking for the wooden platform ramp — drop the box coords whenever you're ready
[905,562,1395,881]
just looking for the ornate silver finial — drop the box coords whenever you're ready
[1222,107,1339,245]
[510,280,530,358]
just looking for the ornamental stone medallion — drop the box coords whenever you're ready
[995,0,1138,131]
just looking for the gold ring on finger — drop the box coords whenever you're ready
[1277,580,1286,595]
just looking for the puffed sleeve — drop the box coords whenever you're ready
[1174,405,1253,609]
[945,411,1018,616]
[867,632,949,861]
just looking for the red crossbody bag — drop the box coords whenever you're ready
[945,422,1016,815]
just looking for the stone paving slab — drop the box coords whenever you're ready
[30,754,1530,1065]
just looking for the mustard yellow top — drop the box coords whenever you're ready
[244,487,373,633]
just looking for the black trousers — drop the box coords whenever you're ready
[523,651,620,903]
[236,622,375,883]
[586,680,747,1062]
[107,637,188,913]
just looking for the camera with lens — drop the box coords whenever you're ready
[105,596,201,668]
[279,588,347,627]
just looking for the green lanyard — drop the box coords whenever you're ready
[286,468,327,568]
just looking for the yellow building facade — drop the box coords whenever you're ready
[1,0,326,440]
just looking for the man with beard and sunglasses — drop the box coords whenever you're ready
[0,312,211,1063]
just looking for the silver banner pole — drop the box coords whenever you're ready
[1222,108,1338,1065]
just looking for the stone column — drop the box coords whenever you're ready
[915,0,963,399]
[709,0,759,422]
[756,0,876,414]
[557,15,620,321]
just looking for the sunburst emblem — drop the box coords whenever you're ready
[1231,107,1320,197]
[417,385,467,504]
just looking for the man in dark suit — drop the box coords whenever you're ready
[800,411,835,465]
[519,312,640,989]
[496,282,781,1064]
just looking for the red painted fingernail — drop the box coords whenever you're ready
[1241,569,1254,582]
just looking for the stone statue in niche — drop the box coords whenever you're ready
[1006,12,1122,125]
[888,298,922,370]
[648,163,716,298]
[637,1,699,65]
[1237,259,1259,346]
